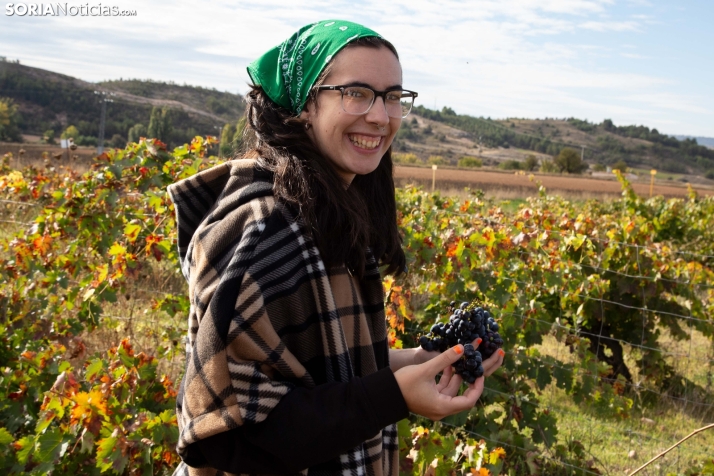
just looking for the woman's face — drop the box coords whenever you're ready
[300,45,402,184]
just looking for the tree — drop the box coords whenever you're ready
[232,117,246,151]
[524,154,539,171]
[612,159,628,173]
[147,107,172,143]
[127,123,146,144]
[110,134,126,149]
[220,123,236,157]
[554,147,588,174]
[61,125,80,141]
[0,97,22,142]
[43,129,56,145]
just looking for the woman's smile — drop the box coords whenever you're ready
[347,133,383,150]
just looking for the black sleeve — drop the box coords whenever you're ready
[183,366,409,474]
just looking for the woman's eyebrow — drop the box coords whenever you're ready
[342,81,403,90]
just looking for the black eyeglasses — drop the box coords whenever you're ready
[313,85,418,118]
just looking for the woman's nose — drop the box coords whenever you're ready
[365,96,390,127]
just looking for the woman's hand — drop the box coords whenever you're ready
[413,338,505,377]
[394,345,493,421]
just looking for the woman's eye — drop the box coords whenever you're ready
[345,89,363,98]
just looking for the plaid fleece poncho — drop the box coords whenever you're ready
[167,159,405,476]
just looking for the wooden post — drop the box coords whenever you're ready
[649,169,657,197]
[431,164,437,192]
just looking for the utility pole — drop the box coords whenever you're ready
[94,91,115,154]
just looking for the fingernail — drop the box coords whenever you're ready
[498,349,505,357]
[454,345,464,355]
[476,338,482,346]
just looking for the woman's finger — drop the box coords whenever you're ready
[436,363,454,392]
[447,377,484,410]
[482,349,505,377]
[441,370,463,397]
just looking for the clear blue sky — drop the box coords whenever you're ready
[1,0,713,137]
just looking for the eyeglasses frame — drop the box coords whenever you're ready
[313,85,419,118]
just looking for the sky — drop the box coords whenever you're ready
[1,0,713,137]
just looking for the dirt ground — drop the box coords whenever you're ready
[395,165,713,199]
[3,142,710,200]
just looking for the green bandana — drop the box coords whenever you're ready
[247,20,382,115]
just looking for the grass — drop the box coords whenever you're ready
[533,332,714,475]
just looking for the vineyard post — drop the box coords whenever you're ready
[650,169,657,197]
[432,164,437,192]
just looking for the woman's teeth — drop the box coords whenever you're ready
[349,134,380,149]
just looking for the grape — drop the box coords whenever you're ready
[417,300,504,383]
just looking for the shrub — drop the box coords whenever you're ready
[524,154,539,171]
[393,152,421,164]
[499,159,522,171]
[458,156,482,168]
[540,158,559,173]
[427,155,447,165]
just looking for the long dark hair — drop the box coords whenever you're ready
[242,36,405,278]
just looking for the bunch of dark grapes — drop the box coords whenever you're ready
[418,301,504,384]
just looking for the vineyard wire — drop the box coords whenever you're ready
[402,333,710,460]
[406,320,713,411]
[401,226,713,473]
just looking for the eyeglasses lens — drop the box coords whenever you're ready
[341,87,414,118]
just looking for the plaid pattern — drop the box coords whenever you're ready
[167,159,398,476]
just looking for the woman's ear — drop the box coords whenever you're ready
[299,105,313,131]
[299,105,311,122]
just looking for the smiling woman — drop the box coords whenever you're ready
[167,19,503,476]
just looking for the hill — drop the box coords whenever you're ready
[0,58,244,147]
[1,59,713,180]
[395,106,714,177]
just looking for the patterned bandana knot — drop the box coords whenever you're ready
[247,20,383,115]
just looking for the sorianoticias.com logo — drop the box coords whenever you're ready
[5,3,137,16]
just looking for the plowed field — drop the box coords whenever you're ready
[394,166,713,198]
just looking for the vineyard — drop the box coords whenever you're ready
[1,138,713,475]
